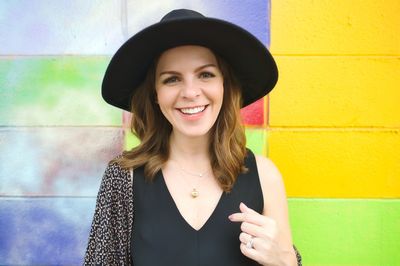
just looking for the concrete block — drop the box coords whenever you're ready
[0,0,270,54]
[0,57,121,126]
[0,127,123,196]
[0,197,95,265]
[269,129,400,198]
[271,0,400,55]
[289,199,400,265]
[270,56,400,127]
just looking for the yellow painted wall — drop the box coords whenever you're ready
[269,0,400,198]
[269,1,400,263]
[270,129,400,198]
[270,0,400,55]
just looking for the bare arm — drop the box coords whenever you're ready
[255,155,298,266]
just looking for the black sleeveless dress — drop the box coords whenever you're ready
[131,150,263,266]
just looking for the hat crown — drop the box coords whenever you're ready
[160,9,205,22]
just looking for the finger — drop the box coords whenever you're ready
[239,202,259,215]
[230,203,277,226]
[239,234,262,252]
[240,232,276,253]
[239,232,253,245]
[240,221,264,238]
[228,212,266,226]
[240,242,261,262]
[241,221,277,240]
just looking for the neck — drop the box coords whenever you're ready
[168,131,211,171]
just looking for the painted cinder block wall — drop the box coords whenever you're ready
[269,0,400,265]
[0,0,399,265]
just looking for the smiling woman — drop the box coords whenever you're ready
[84,9,301,266]
[155,46,224,138]
[116,45,246,193]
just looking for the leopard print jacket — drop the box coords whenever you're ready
[84,160,302,265]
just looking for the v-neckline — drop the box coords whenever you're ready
[159,170,224,232]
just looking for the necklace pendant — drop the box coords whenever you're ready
[191,189,199,198]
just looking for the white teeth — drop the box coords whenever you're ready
[180,106,206,114]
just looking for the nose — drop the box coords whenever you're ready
[180,79,200,99]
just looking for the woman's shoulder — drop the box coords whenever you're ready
[253,154,287,205]
[253,153,283,185]
[105,154,125,171]
[100,154,132,187]
[253,153,288,215]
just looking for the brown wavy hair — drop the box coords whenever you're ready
[114,50,247,192]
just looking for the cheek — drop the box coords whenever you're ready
[155,89,174,118]
[155,88,169,107]
[214,83,224,106]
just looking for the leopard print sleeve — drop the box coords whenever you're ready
[83,159,134,265]
[293,245,302,266]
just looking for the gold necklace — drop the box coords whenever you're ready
[180,167,210,178]
[178,165,210,198]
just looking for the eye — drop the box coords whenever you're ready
[162,76,179,84]
[199,71,215,79]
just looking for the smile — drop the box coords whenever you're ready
[178,105,207,115]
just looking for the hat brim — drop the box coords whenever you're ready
[102,17,278,111]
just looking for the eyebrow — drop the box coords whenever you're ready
[159,63,217,76]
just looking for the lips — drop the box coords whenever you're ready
[177,105,208,115]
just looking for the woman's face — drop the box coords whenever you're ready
[155,45,224,139]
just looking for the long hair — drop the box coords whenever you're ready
[114,51,247,192]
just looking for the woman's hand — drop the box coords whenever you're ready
[229,202,293,266]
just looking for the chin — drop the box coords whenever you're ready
[175,126,213,138]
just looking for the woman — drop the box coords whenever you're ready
[85,9,302,266]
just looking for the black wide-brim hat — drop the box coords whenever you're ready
[102,9,278,112]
